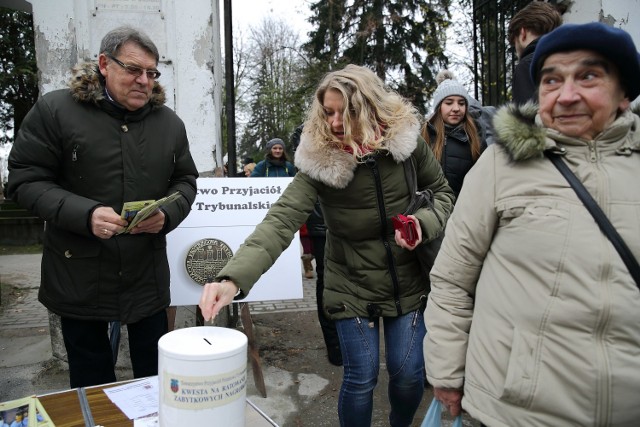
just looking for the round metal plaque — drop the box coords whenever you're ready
[185,238,234,285]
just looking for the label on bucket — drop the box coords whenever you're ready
[162,366,247,409]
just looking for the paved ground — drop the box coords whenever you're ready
[0,253,477,426]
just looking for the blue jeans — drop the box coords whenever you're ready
[335,309,426,427]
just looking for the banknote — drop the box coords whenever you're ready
[119,192,181,233]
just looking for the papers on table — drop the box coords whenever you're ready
[134,415,159,426]
[103,377,159,420]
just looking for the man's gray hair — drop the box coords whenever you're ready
[100,26,159,63]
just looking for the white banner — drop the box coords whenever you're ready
[167,177,303,306]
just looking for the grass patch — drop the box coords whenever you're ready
[0,244,43,255]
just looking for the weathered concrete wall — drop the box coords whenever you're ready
[27,0,223,174]
[561,0,640,104]
[562,0,640,45]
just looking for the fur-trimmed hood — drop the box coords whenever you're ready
[68,61,166,108]
[294,117,420,189]
[493,102,640,162]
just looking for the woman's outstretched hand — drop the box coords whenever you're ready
[199,280,239,321]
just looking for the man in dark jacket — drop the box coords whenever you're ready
[7,26,198,388]
[508,1,562,105]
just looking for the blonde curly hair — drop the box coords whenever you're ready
[304,64,419,159]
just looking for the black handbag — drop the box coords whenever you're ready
[545,151,640,288]
[401,156,445,277]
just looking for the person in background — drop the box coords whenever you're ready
[241,157,255,177]
[242,156,254,167]
[8,412,22,427]
[421,70,488,199]
[291,124,342,366]
[242,162,256,177]
[251,138,296,177]
[7,26,198,389]
[250,137,308,277]
[508,1,562,105]
[424,22,640,425]
[200,64,454,427]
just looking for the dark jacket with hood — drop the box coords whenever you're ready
[215,119,454,320]
[250,157,296,177]
[512,37,539,105]
[425,120,488,198]
[7,62,198,323]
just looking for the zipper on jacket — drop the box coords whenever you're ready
[411,309,420,327]
[72,145,78,162]
[594,285,612,426]
[365,156,403,316]
[367,303,382,328]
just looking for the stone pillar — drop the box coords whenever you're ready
[28,0,222,171]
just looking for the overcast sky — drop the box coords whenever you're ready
[223,0,312,41]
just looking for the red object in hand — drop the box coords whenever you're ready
[392,214,418,246]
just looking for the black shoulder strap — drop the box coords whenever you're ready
[402,157,418,213]
[545,151,640,287]
[402,156,442,225]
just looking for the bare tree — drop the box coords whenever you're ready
[238,18,308,162]
[446,2,475,94]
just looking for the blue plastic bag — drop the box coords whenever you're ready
[420,398,463,427]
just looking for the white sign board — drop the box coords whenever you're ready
[167,177,303,306]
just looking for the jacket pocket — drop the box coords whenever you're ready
[500,328,538,407]
[42,227,102,306]
[497,198,570,233]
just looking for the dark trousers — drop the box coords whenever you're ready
[61,309,168,388]
[311,236,340,350]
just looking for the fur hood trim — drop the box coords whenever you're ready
[68,62,166,108]
[493,101,640,162]
[493,102,549,162]
[294,118,420,189]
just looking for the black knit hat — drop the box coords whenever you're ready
[531,22,640,100]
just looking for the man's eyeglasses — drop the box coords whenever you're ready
[107,54,161,80]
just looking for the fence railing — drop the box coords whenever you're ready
[473,0,532,106]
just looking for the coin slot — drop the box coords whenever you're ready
[203,338,212,345]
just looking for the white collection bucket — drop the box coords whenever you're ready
[158,326,248,427]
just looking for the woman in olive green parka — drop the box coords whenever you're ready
[200,65,454,426]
